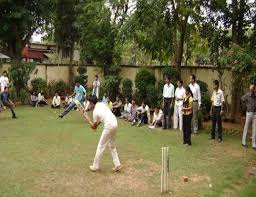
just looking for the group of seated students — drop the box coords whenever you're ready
[103,96,163,129]
[30,91,48,107]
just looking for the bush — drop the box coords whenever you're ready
[107,64,121,75]
[102,76,122,100]
[197,80,211,120]
[145,84,159,108]
[31,78,48,95]
[122,78,133,100]
[48,80,67,97]
[19,89,30,104]
[135,68,156,102]
[162,66,180,82]
[9,87,18,102]
[9,62,36,94]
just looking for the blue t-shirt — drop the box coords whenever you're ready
[1,92,9,102]
[74,85,86,101]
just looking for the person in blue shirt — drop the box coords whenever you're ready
[59,80,86,118]
[1,87,17,119]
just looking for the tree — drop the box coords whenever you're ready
[54,0,79,83]
[0,0,54,61]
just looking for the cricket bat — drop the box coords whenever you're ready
[74,100,88,119]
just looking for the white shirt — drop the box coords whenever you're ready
[0,76,9,89]
[52,96,61,106]
[92,80,100,98]
[137,105,150,119]
[93,102,117,129]
[124,103,132,113]
[211,89,225,107]
[189,83,201,106]
[175,87,185,106]
[152,109,163,123]
[163,83,175,98]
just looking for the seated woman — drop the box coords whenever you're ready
[136,101,150,126]
[149,107,164,129]
[112,96,122,116]
[31,92,38,107]
[129,99,137,125]
[51,92,61,109]
[38,92,48,106]
[121,98,132,120]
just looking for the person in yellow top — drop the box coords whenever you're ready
[182,86,193,146]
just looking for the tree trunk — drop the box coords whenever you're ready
[69,50,74,84]
[230,72,241,122]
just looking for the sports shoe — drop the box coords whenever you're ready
[89,165,100,172]
[112,165,122,172]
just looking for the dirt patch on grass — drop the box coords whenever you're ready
[34,159,161,196]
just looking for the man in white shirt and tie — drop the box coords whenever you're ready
[189,74,201,134]
[162,76,175,129]
[174,80,185,131]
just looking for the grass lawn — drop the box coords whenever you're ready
[0,106,256,197]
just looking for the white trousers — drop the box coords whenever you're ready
[173,104,183,131]
[93,127,121,169]
[242,112,256,148]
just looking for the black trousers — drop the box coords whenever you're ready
[163,98,172,129]
[183,113,192,145]
[211,106,222,140]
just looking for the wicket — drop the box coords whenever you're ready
[161,145,169,193]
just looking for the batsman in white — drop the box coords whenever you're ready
[84,95,121,172]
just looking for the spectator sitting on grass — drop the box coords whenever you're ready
[64,94,74,108]
[38,91,48,106]
[107,97,113,110]
[31,92,38,107]
[51,92,61,109]
[149,107,164,129]
[129,98,138,125]
[121,98,132,120]
[84,96,90,111]
[112,96,122,116]
[136,101,150,127]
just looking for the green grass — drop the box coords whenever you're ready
[0,106,255,197]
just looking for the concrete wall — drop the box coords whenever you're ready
[0,63,232,102]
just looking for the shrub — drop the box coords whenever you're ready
[48,80,67,97]
[122,78,133,100]
[197,80,211,120]
[135,68,156,102]
[102,75,122,100]
[107,64,121,75]
[74,66,88,87]
[9,87,18,102]
[9,62,36,94]
[145,84,159,108]
[31,78,48,95]
[19,89,30,104]
[162,66,180,82]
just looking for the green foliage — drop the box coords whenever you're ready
[77,66,87,75]
[107,64,121,76]
[122,78,133,99]
[102,76,122,100]
[78,1,118,65]
[197,80,211,119]
[48,80,67,97]
[162,66,180,82]
[0,0,55,60]
[19,89,30,105]
[135,68,156,102]
[9,62,36,93]
[30,78,48,95]
[9,87,18,102]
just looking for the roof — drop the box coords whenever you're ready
[0,53,10,59]
[22,47,48,59]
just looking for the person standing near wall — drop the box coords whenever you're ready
[92,75,100,98]
[173,80,185,131]
[189,74,201,134]
[241,84,256,150]
[162,76,175,129]
[0,71,9,93]
[210,80,225,143]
